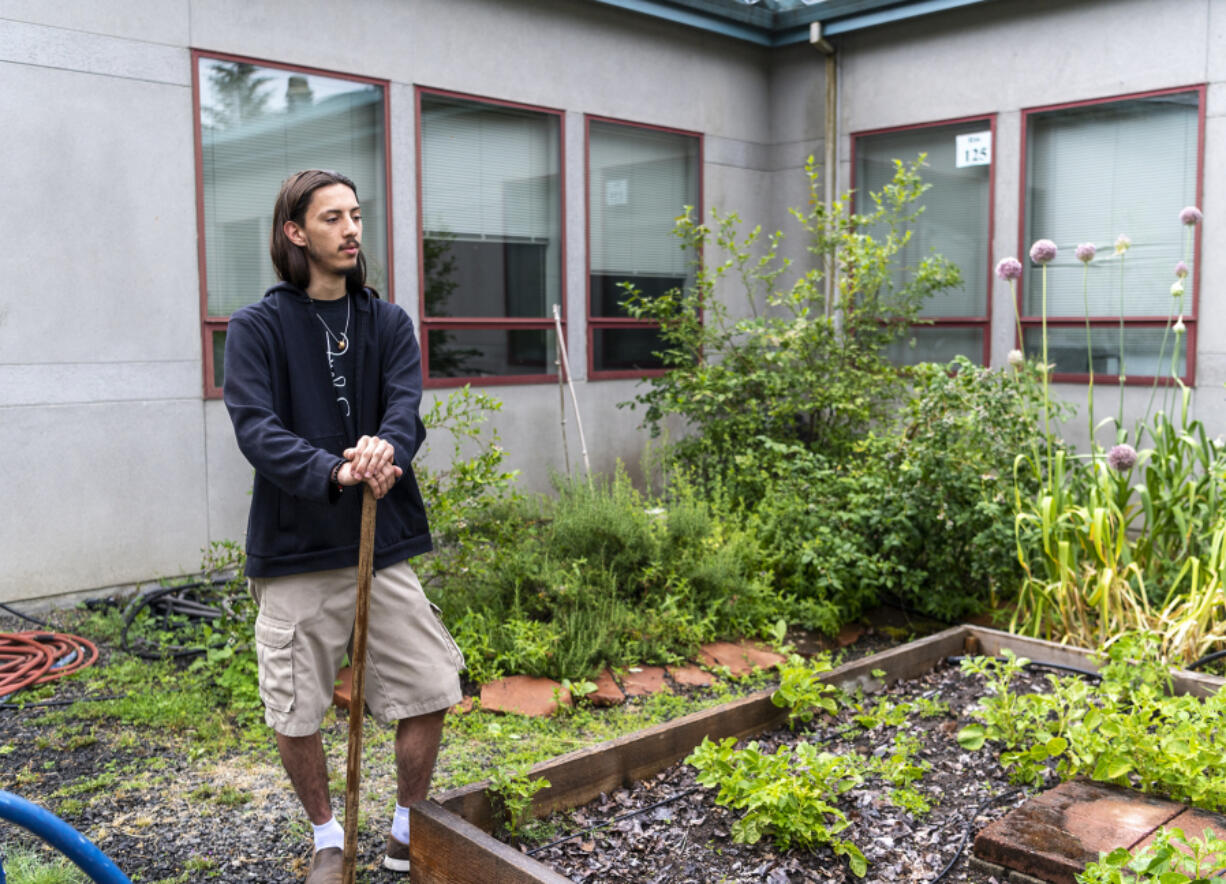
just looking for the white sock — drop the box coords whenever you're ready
[313,816,345,852]
[391,803,411,845]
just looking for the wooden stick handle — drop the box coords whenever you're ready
[343,489,378,884]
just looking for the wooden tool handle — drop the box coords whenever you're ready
[343,488,377,884]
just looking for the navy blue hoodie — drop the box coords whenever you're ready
[223,283,432,577]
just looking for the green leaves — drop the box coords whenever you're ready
[1078,827,1226,884]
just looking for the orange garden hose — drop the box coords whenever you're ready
[0,631,99,699]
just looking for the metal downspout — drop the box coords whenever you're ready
[810,23,837,318]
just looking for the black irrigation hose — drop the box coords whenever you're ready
[945,655,1103,681]
[1187,648,1226,671]
[120,578,235,660]
[525,787,700,856]
[930,788,1024,884]
[0,693,126,710]
[0,602,51,629]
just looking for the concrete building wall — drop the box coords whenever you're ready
[0,0,776,602]
[4,0,1221,604]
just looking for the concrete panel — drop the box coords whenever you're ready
[705,135,772,172]
[0,61,198,365]
[0,400,209,602]
[388,81,420,319]
[205,399,251,545]
[0,18,188,84]
[1209,0,1226,84]
[989,110,1023,368]
[0,2,190,46]
[188,0,771,142]
[563,110,589,381]
[769,43,826,148]
[1195,113,1226,391]
[839,0,1211,131]
[0,361,199,406]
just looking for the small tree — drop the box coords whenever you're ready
[622,156,961,480]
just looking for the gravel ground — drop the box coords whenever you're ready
[0,605,1040,883]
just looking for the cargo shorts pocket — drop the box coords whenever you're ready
[254,616,295,714]
[428,602,467,673]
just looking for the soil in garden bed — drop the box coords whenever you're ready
[522,661,1052,884]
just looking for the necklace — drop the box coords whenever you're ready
[314,295,350,352]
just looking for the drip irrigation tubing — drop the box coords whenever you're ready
[929,788,1024,884]
[1188,648,1226,671]
[944,655,1102,680]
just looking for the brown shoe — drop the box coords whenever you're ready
[384,833,411,872]
[306,847,343,883]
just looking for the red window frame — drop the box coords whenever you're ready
[1018,85,1205,386]
[850,113,997,368]
[192,49,394,399]
[415,86,565,388]
[584,115,703,381]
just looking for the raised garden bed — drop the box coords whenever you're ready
[408,625,1225,884]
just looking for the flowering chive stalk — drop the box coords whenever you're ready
[1030,239,1057,473]
[1114,234,1130,423]
[1076,243,1097,458]
[997,257,1024,353]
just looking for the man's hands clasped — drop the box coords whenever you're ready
[336,435,403,499]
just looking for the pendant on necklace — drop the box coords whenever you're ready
[337,339,347,351]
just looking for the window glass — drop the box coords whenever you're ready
[425,328,556,378]
[198,58,388,319]
[420,94,561,322]
[588,121,698,373]
[855,122,991,320]
[1022,91,1199,380]
[885,327,984,367]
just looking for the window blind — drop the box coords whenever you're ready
[420,96,560,243]
[1023,93,1198,317]
[589,122,699,277]
[855,122,991,319]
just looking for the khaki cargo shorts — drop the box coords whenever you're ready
[248,560,464,737]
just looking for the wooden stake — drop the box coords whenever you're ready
[343,488,377,884]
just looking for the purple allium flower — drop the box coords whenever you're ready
[1029,239,1058,264]
[1180,206,1203,226]
[1075,243,1096,263]
[1007,349,1025,368]
[996,257,1023,281]
[1107,444,1138,472]
[1173,316,1186,334]
[1114,234,1132,255]
[1175,261,1190,279]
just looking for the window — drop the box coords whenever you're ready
[418,90,562,384]
[587,118,701,377]
[1021,88,1203,383]
[194,52,390,395]
[853,117,994,366]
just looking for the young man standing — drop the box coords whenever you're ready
[224,170,463,883]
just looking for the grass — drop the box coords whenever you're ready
[0,847,89,884]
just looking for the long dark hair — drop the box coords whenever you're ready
[270,169,367,296]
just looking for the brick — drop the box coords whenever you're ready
[619,665,669,697]
[698,641,786,676]
[974,780,1183,884]
[667,664,715,688]
[1133,806,1226,868]
[479,676,572,717]
[588,668,625,707]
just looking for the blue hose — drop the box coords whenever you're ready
[0,790,131,883]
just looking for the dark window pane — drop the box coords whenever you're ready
[1022,326,1185,377]
[212,330,226,388]
[885,326,984,366]
[423,238,550,318]
[590,273,685,318]
[426,328,556,378]
[592,327,667,372]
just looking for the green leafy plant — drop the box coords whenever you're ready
[686,736,868,876]
[1078,827,1226,884]
[487,764,551,842]
[771,653,842,730]
[957,636,1226,807]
